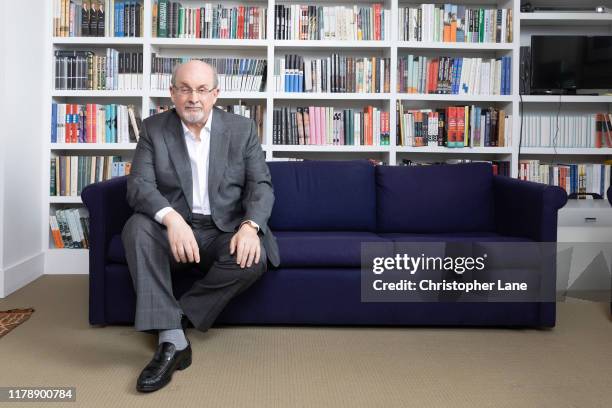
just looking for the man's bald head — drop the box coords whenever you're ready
[171,60,218,90]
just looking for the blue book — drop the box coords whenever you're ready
[51,103,57,143]
[297,69,303,92]
[114,3,119,36]
[112,104,117,143]
[105,104,112,143]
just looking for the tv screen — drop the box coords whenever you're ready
[530,35,612,93]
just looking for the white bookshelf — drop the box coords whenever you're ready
[44,0,612,273]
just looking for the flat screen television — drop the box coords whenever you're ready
[530,35,612,94]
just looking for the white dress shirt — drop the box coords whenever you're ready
[154,108,213,223]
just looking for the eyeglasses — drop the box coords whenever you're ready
[173,86,217,97]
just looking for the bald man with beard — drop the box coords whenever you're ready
[121,60,279,393]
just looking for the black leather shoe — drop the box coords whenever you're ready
[136,341,192,393]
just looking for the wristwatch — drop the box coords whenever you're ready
[240,220,260,232]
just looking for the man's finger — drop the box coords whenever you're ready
[185,241,195,263]
[177,243,187,263]
[171,244,180,263]
[240,242,251,268]
[236,240,246,266]
[254,245,260,265]
[191,240,200,263]
[245,245,255,268]
[229,235,236,255]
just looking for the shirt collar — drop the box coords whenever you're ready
[181,108,213,139]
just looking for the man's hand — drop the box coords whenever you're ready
[230,223,260,268]
[162,210,200,264]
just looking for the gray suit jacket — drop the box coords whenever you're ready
[126,107,280,268]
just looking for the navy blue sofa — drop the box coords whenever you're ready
[82,161,568,328]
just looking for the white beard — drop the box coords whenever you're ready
[181,107,205,124]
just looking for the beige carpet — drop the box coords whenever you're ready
[1,276,612,408]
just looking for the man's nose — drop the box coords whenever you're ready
[187,92,199,103]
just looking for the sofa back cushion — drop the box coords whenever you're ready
[268,160,376,231]
[376,163,495,233]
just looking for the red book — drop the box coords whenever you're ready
[456,106,465,147]
[71,104,78,143]
[196,9,201,38]
[447,106,457,147]
[238,6,244,39]
[431,59,439,94]
[374,4,381,40]
[86,104,93,143]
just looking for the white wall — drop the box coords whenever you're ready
[1,0,46,297]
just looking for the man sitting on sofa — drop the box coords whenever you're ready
[121,60,280,393]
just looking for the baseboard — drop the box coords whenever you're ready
[2,252,44,298]
[44,249,89,275]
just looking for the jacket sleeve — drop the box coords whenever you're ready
[241,119,274,234]
[126,120,172,219]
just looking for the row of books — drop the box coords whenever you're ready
[522,113,612,148]
[518,161,612,197]
[49,209,90,249]
[53,0,143,37]
[399,5,513,43]
[153,1,265,39]
[396,104,511,148]
[150,55,266,92]
[274,55,391,93]
[400,158,511,176]
[273,106,390,146]
[54,50,143,90]
[398,55,512,95]
[51,103,141,144]
[50,156,130,196]
[274,4,388,41]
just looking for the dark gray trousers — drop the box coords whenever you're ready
[121,212,267,333]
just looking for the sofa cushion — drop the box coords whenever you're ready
[271,231,393,267]
[377,231,533,242]
[376,163,495,233]
[268,160,377,231]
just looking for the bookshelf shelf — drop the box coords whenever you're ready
[50,143,137,150]
[271,145,391,152]
[396,41,513,50]
[49,197,83,204]
[519,12,612,26]
[150,38,268,49]
[396,146,513,154]
[51,90,143,97]
[274,92,392,100]
[396,94,513,102]
[520,95,612,103]
[52,37,144,45]
[520,148,612,155]
[273,40,391,49]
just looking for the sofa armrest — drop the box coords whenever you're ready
[493,175,568,242]
[81,176,133,325]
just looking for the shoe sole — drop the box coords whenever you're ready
[136,353,192,393]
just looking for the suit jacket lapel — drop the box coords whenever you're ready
[164,109,194,211]
[208,107,229,198]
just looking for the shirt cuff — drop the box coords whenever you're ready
[240,219,260,232]
[154,207,174,224]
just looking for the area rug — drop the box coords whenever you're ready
[0,308,35,338]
